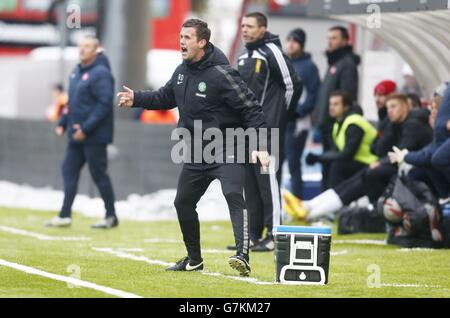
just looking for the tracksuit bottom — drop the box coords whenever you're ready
[244,160,282,243]
[59,143,116,218]
[174,164,248,262]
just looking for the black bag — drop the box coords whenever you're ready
[377,175,444,248]
[338,206,386,235]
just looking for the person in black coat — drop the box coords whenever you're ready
[313,26,361,191]
[118,19,270,277]
[46,36,118,229]
[237,13,303,252]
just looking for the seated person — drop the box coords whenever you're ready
[293,93,433,223]
[305,90,378,189]
[389,82,450,203]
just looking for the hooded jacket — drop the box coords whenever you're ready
[237,32,303,128]
[132,43,268,168]
[59,53,115,144]
[313,45,360,129]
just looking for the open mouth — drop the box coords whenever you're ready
[181,47,188,54]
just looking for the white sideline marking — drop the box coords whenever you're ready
[0,258,142,298]
[331,250,349,256]
[203,249,232,254]
[92,248,173,267]
[382,283,441,289]
[92,247,277,286]
[334,240,387,246]
[399,248,435,253]
[0,225,90,241]
[143,238,179,244]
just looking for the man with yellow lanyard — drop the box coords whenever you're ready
[306,90,378,188]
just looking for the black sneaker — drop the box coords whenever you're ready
[228,253,251,277]
[166,257,204,272]
[91,216,119,229]
[251,235,274,252]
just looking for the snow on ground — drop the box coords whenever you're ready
[0,180,230,221]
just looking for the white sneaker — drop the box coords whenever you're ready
[46,216,72,228]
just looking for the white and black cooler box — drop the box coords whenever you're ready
[274,226,332,285]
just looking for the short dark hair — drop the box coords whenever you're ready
[330,90,353,108]
[182,19,211,43]
[329,26,350,41]
[406,93,422,109]
[244,12,268,28]
[385,93,409,105]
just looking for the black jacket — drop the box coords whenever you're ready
[313,45,360,129]
[373,112,433,164]
[132,44,268,168]
[237,32,303,128]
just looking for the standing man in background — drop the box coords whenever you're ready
[313,26,360,190]
[235,12,302,252]
[47,36,118,229]
[284,28,321,199]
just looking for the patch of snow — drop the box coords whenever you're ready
[0,180,230,221]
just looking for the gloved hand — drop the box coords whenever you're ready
[388,146,409,165]
[306,153,321,166]
[398,162,413,177]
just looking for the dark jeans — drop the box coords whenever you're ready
[284,122,309,198]
[60,143,116,218]
[431,138,450,186]
[409,167,450,199]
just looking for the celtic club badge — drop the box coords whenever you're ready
[198,82,207,93]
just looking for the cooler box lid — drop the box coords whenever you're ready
[274,226,332,235]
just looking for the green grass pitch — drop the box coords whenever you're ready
[0,207,449,298]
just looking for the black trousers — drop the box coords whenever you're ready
[174,164,248,262]
[244,160,281,242]
[327,160,367,189]
[60,143,116,218]
[335,163,397,205]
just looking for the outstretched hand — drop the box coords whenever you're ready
[117,86,134,108]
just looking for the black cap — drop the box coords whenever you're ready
[287,28,306,48]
